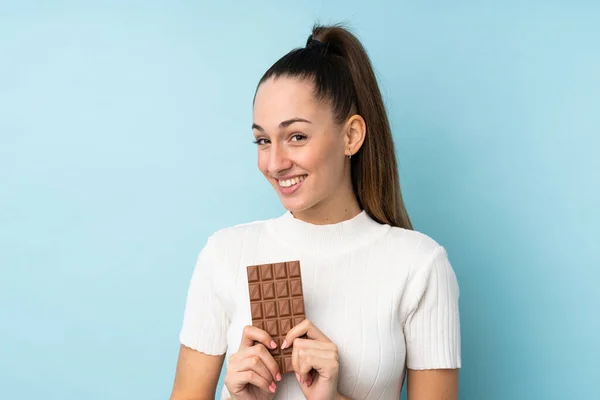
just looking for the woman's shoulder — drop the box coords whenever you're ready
[384,225,446,263]
[206,215,275,247]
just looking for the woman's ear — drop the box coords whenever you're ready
[344,114,367,157]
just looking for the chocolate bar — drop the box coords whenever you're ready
[246,261,305,373]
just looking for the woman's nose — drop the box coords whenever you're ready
[267,144,293,174]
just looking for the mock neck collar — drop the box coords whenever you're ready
[265,209,390,256]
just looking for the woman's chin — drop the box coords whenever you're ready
[280,198,312,214]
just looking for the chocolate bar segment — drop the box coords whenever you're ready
[247,261,305,374]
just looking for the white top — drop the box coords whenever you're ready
[179,210,461,399]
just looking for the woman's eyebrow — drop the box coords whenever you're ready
[252,118,312,132]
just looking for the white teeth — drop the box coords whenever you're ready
[279,175,305,188]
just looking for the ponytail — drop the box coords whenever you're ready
[257,24,412,229]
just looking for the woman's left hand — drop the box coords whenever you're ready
[281,319,343,400]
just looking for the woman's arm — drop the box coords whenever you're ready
[406,368,459,400]
[170,344,225,400]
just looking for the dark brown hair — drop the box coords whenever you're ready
[255,24,412,230]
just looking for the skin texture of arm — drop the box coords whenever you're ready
[406,369,459,400]
[170,344,225,400]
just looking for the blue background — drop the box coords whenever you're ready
[1,1,598,399]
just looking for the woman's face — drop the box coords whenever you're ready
[252,76,349,215]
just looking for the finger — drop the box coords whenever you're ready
[233,355,276,386]
[302,350,339,376]
[299,353,338,387]
[250,343,282,382]
[231,344,281,382]
[225,364,274,395]
[282,319,330,350]
[241,370,276,394]
[292,337,337,352]
[306,356,338,387]
[292,343,339,386]
[239,325,278,351]
[291,342,313,385]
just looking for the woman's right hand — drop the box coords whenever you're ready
[225,325,282,400]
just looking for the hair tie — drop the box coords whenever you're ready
[306,35,326,49]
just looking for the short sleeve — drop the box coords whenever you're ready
[179,235,229,355]
[401,245,461,370]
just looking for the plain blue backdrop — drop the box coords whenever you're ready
[1,1,598,399]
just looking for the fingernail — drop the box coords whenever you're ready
[269,383,276,393]
[281,340,288,350]
[270,340,277,349]
[276,372,282,381]
[295,372,300,382]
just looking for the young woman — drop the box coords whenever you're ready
[170,24,461,400]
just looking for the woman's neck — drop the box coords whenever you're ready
[291,198,362,225]
[266,202,389,256]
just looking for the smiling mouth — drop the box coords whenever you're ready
[277,175,307,188]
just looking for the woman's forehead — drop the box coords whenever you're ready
[254,77,328,128]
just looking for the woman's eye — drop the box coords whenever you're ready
[253,138,270,145]
[291,134,307,142]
